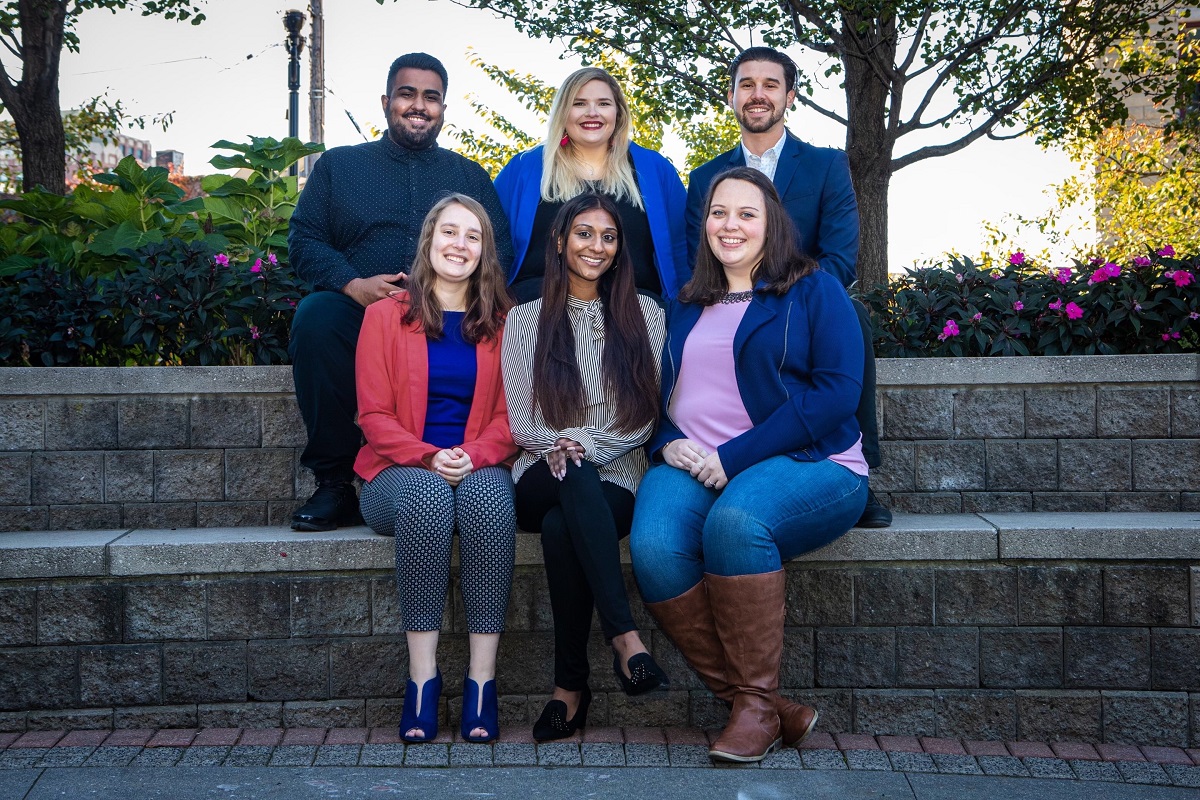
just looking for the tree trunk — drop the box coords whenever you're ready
[840,10,896,289]
[0,0,69,194]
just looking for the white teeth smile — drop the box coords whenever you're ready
[580,256,604,266]
[720,237,744,245]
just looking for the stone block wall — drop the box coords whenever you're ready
[0,355,1197,531]
[0,367,311,531]
[873,356,1200,515]
[2,557,1198,745]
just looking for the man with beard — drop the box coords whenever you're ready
[685,46,891,528]
[287,52,513,531]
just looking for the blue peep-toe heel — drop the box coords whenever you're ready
[460,672,500,743]
[399,670,442,743]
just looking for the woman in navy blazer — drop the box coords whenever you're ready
[494,67,687,302]
[630,168,868,764]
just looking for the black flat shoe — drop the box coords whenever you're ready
[856,489,892,529]
[291,481,363,531]
[532,686,591,742]
[613,651,670,696]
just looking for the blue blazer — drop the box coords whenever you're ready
[651,270,864,479]
[495,143,689,298]
[685,132,860,287]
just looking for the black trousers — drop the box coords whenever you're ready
[515,459,636,692]
[288,291,366,483]
[853,298,881,469]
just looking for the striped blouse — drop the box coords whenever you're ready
[501,293,667,494]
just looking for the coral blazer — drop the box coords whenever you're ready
[353,293,517,482]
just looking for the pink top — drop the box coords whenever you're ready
[671,300,868,476]
[671,303,753,454]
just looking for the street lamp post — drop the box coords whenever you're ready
[283,9,306,177]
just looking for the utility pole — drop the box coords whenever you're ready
[306,0,325,178]
[283,9,307,178]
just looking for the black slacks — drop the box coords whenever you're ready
[515,459,636,692]
[288,291,366,483]
[852,298,881,469]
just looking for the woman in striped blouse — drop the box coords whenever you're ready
[501,192,669,741]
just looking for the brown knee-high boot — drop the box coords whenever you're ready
[645,581,818,747]
[704,570,787,762]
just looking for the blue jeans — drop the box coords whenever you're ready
[630,457,868,604]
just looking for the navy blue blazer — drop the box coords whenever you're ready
[650,270,864,479]
[685,132,860,287]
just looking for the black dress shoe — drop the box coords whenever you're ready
[532,686,591,741]
[856,489,892,528]
[291,481,362,531]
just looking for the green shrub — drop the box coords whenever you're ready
[858,248,1199,357]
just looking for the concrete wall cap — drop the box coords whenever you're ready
[877,354,1200,386]
[982,511,1200,559]
[0,528,128,578]
[1,354,1197,397]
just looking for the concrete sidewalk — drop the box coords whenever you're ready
[3,727,1200,798]
[3,766,1200,799]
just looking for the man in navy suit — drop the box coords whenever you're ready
[686,46,891,528]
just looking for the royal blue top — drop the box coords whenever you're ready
[422,312,477,449]
[494,142,689,298]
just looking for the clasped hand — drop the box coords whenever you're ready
[342,273,406,306]
[430,447,473,486]
[546,438,584,481]
[663,438,728,490]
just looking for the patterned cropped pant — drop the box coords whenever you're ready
[360,465,516,633]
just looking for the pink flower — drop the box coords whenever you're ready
[991,271,1003,279]
[267,253,278,265]
[1013,301,1024,311]
[250,325,261,340]
[1173,331,1182,339]
[955,273,964,283]
[1089,256,1104,265]
[1157,245,1176,257]
[972,312,983,321]
[1089,263,1120,284]
[287,299,297,308]
[1171,270,1194,288]
[1055,268,1072,284]
[1190,311,1199,320]
[1049,298,1063,310]
[214,253,229,267]
[1009,251,1026,266]
[1065,302,1084,320]
[251,259,263,274]
[1162,332,1172,341]
[1133,255,1152,267]
[937,319,960,341]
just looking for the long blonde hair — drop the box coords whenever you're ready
[541,67,642,209]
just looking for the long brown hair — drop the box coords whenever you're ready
[679,167,817,306]
[402,194,513,342]
[531,193,659,433]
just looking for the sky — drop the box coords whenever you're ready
[23,0,1095,269]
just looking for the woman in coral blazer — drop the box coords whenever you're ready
[354,194,516,745]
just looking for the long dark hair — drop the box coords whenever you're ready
[531,193,659,433]
[680,167,817,306]
[402,194,513,343]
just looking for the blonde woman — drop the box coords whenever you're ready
[495,67,687,303]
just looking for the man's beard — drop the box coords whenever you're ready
[736,104,784,134]
[388,113,443,149]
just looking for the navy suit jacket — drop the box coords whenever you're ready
[685,131,860,287]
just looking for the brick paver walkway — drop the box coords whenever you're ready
[1,727,1199,787]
